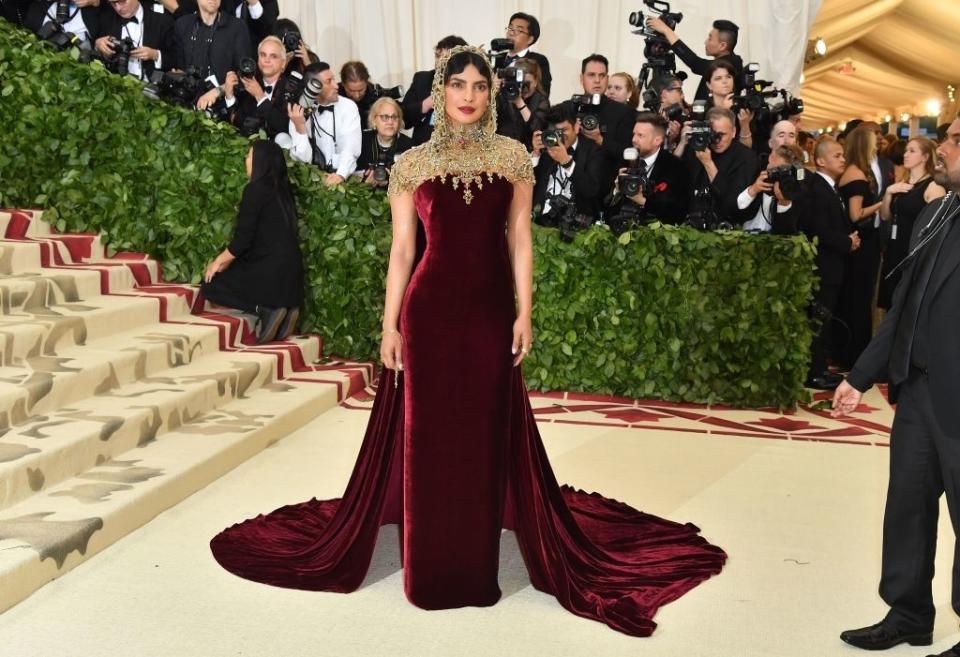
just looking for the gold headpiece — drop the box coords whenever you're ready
[428,44,499,149]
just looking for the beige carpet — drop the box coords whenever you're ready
[1,385,956,657]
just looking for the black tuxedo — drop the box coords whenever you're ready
[1,0,31,26]
[171,0,277,52]
[608,149,689,225]
[400,69,435,147]
[800,172,855,378]
[25,1,100,39]
[533,138,605,220]
[96,4,176,78]
[228,75,290,137]
[845,195,960,633]
[504,50,551,98]
[670,42,743,101]
[562,95,635,197]
[683,140,758,225]
[738,191,801,235]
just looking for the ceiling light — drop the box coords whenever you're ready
[925,99,942,116]
[900,112,912,122]
[883,114,892,123]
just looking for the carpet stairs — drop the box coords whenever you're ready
[0,209,373,613]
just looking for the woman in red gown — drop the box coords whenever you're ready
[210,46,726,637]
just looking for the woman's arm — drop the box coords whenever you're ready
[506,181,534,367]
[379,191,418,371]
[848,195,884,224]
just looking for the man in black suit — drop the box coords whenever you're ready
[502,12,551,99]
[400,34,467,147]
[800,138,861,389]
[645,16,743,102]
[607,112,689,226]
[532,103,605,224]
[94,0,175,80]
[738,143,804,235]
[224,34,290,137]
[25,0,100,43]
[173,0,250,108]
[161,0,276,50]
[835,117,960,656]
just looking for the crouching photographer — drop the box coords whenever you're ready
[355,97,412,189]
[739,144,806,234]
[606,112,689,233]
[678,105,758,229]
[94,0,175,80]
[532,104,605,242]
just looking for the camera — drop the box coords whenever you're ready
[143,67,209,108]
[372,149,395,184]
[499,66,524,101]
[570,93,601,132]
[628,0,683,39]
[299,75,323,114]
[662,102,686,123]
[278,72,305,105]
[55,0,70,24]
[281,30,301,53]
[765,163,805,200]
[239,56,257,79]
[630,1,687,95]
[106,36,135,75]
[486,37,515,76]
[540,195,593,243]
[541,128,565,148]
[37,20,82,52]
[686,187,731,231]
[686,101,718,152]
[618,147,649,198]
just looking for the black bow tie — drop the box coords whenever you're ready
[567,146,575,157]
[263,84,273,94]
[122,15,139,25]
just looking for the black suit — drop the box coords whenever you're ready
[608,149,689,225]
[25,1,99,39]
[845,194,960,633]
[533,138,605,220]
[97,4,176,79]
[683,140,758,225]
[562,95,635,198]
[172,10,250,85]
[400,69,435,147]
[670,41,743,101]
[800,172,855,378]
[228,75,291,137]
[505,50,551,98]
[171,0,277,52]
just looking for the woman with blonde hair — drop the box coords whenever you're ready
[356,96,412,187]
[877,136,946,307]
[606,71,640,110]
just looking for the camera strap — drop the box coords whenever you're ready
[187,13,218,79]
[46,2,80,25]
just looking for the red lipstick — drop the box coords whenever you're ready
[458,106,476,115]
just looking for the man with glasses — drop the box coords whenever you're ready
[400,34,468,146]
[94,0,175,81]
[656,74,689,151]
[502,12,551,99]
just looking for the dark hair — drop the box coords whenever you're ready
[435,35,468,52]
[547,103,577,126]
[509,12,540,44]
[274,18,301,37]
[340,60,370,83]
[581,54,609,75]
[886,138,908,167]
[443,51,492,87]
[635,111,668,137]
[655,74,683,95]
[249,141,298,228]
[712,19,739,51]
[937,122,952,143]
[304,62,330,77]
[704,59,737,85]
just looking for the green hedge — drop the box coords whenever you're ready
[0,22,817,408]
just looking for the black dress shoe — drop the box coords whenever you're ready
[927,643,960,657]
[806,375,841,391]
[275,307,300,341]
[840,620,932,650]
[255,306,287,344]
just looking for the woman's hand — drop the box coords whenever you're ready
[380,330,403,372]
[886,182,914,196]
[204,258,230,283]
[511,314,533,367]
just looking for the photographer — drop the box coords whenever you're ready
[163,0,277,50]
[274,18,318,76]
[400,34,468,146]
[495,57,549,151]
[338,61,402,126]
[25,0,100,43]
[608,112,689,226]
[656,74,690,150]
[801,137,862,390]
[355,97,412,189]
[94,0,175,80]
[739,144,805,234]
[501,12,551,98]
[288,62,362,186]
[645,16,742,102]
[173,0,250,107]
[678,107,758,227]
[532,103,605,232]
[224,35,291,138]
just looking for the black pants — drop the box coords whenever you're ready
[880,370,960,631]
[836,228,881,367]
[200,279,257,314]
[808,281,841,379]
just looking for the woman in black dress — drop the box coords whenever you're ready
[202,141,304,343]
[877,136,945,308]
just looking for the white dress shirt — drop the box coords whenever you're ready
[738,187,792,232]
[117,4,154,80]
[289,96,362,178]
[42,1,92,41]
[235,1,264,20]
[532,139,578,215]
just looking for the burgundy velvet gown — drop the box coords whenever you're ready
[210,175,726,637]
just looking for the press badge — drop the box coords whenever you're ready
[153,3,164,13]
[891,224,898,240]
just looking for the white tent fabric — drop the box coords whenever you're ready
[277,0,819,111]
[801,0,959,130]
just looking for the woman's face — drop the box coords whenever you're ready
[373,105,400,139]
[521,73,536,100]
[903,140,928,171]
[708,68,734,98]
[444,63,490,126]
[245,148,253,178]
[605,75,630,104]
